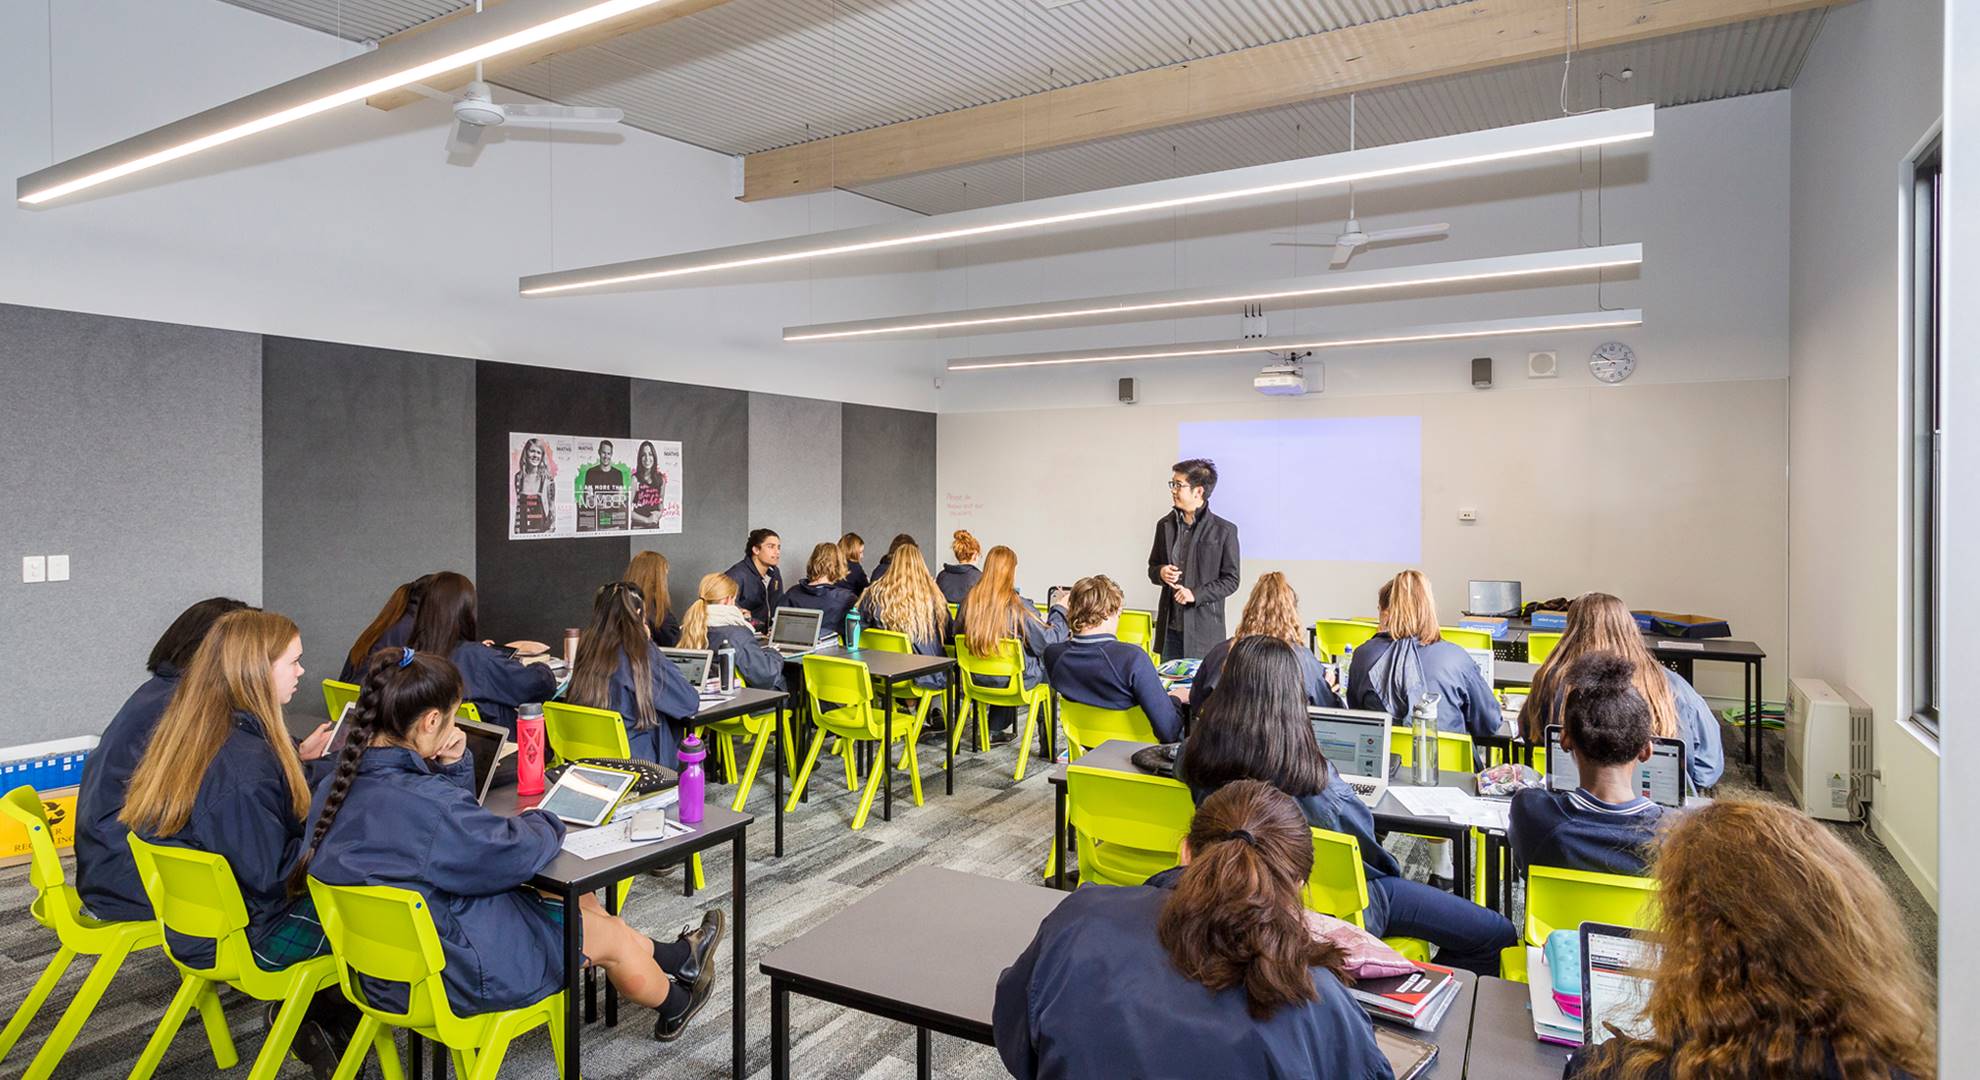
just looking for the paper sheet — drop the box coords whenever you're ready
[1388,786,1511,831]
[559,804,690,859]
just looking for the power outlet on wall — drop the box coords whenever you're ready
[21,556,46,583]
[1457,508,1478,524]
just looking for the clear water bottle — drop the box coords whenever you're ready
[676,732,706,824]
[1338,643,1354,686]
[717,640,737,692]
[845,606,863,651]
[1411,692,1442,786]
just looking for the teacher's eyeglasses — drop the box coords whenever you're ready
[1167,480,1188,491]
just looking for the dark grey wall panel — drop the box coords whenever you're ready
[750,394,843,575]
[0,304,261,742]
[842,404,938,571]
[629,380,751,616]
[263,338,476,713]
[475,362,631,644]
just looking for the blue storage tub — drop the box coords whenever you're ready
[0,736,98,792]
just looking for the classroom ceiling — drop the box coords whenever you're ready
[218,0,1826,215]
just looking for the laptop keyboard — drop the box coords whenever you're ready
[1348,779,1379,799]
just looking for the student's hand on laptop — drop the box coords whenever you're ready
[431,727,468,766]
[297,722,334,762]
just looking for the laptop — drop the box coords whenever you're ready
[767,606,827,657]
[456,718,510,805]
[1545,724,1689,808]
[1580,923,1657,1046]
[1308,706,1393,807]
[1462,646,1496,688]
[659,647,715,689]
[1466,580,1523,619]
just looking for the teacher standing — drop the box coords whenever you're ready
[1147,458,1241,661]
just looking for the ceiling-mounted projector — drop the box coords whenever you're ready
[1254,352,1317,396]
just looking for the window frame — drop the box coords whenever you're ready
[1902,127,1944,740]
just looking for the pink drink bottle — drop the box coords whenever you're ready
[676,733,706,824]
[515,703,546,797]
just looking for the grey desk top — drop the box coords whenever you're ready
[759,865,1065,1041]
[691,685,787,723]
[484,778,752,893]
[783,645,955,679]
[1464,975,1576,1080]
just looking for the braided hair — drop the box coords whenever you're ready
[285,647,463,895]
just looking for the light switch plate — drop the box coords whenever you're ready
[46,555,69,582]
[21,556,46,583]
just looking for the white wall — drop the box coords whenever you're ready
[1786,0,1943,907]
[0,0,940,410]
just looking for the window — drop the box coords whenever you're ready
[1905,134,1943,738]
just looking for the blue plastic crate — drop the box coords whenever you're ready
[0,737,98,792]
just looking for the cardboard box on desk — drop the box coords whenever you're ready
[0,786,78,868]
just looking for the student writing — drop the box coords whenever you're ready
[1041,575,1183,743]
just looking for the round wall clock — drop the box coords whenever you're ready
[1590,341,1636,384]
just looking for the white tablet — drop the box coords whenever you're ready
[325,701,357,757]
[538,763,639,827]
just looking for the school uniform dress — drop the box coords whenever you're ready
[447,641,559,733]
[1345,633,1503,739]
[723,558,784,630]
[1179,761,1516,975]
[705,623,789,691]
[303,747,568,1015]
[992,878,1393,1080]
[75,665,182,921]
[1523,667,1724,790]
[1193,636,1344,713]
[1145,505,1242,661]
[602,644,703,767]
[779,581,857,641]
[340,611,416,683]
[132,712,326,970]
[935,564,982,605]
[1509,787,1665,877]
[1041,633,1183,743]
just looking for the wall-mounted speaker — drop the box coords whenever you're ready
[1118,377,1138,404]
[1471,356,1492,389]
[1528,350,1560,378]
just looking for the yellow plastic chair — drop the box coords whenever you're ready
[858,628,942,749]
[125,836,339,1080]
[1114,610,1158,662]
[0,788,214,1080]
[323,678,360,722]
[540,701,697,893]
[1314,619,1379,662]
[1065,765,1194,887]
[696,682,797,813]
[957,638,1053,781]
[786,654,926,830]
[1527,631,1564,665]
[1305,828,1432,963]
[1057,700,1157,761]
[1439,627,1495,652]
[1389,728,1477,773]
[308,879,566,1080]
[1500,866,1659,983]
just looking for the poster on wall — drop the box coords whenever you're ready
[508,431,683,540]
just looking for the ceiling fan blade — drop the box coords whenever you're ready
[1364,222,1452,243]
[1330,240,1357,268]
[1268,242,1339,248]
[504,104,625,124]
[445,119,486,165]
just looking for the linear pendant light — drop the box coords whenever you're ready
[783,244,1642,341]
[944,310,1644,371]
[16,0,675,206]
[519,105,1654,295]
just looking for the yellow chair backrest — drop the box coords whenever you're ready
[1527,632,1564,665]
[1066,765,1194,888]
[2,785,81,935]
[323,679,360,723]
[956,638,1033,705]
[1390,727,1476,773]
[1439,626,1495,652]
[1305,827,1374,928]
[1524,865,1659,945]
[1314,619,1379,661]
[802,653,883,736]
[858,629,934,701]
[1115,610,1156,655]
[126,836,256,978]
[306,879,457,1030]
[1058,700,1157,759]
[541,700,631,763]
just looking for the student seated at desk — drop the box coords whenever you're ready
[1040,575,1182,743]
[681,572,788,691]
[77,597,249,923]
[836,532,869,595]
[624,550,683,647]
[566,582,703,766]
[935,529,983,604]
[957,545,1069,742]
[1182,636,1515,974]
[1566,801,1933,1080]
[780,542,857,640]
[1192,571,1343,712]
[407,572,557,732]
[290,649,724,1042]
[855,541,952,692]
[339,573,434,683]
[723,528,784,630]
[993,780,1390,1080]
[1521,592,1724,790]
[1509,652,1666,877]
[869,532,917,586]
[1345,570,1501,739]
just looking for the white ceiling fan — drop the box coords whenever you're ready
[412,1,625,167]
[1272,95,1450,268]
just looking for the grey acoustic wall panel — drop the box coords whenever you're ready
[0,304,261,742]
[747,393,843,580]
[842,404,938,573]
[630,380,750,617]
[262,337,475,712]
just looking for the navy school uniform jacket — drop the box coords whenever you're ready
[838,560,869,597]
[649,610,682,649]
[856,596,953,691]
[723,558,784,630]
[779,581,857,641]
[1040,633,1183,743]
[869,553,896,585]
[304,746,567,1015]
[935,564,982,605]
[954,593,1070,689]
[447,641,559,733]
[705,623,789,691]
[1509,786,1666,877]
[1193,636,1344,714]
[340,611,416,683]
[992,879,1393,1080]
[1345,632,1502,740]
[1524,667,1724,790]
[75,665,181,921]
[601,643,703,767]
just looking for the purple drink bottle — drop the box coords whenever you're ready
[677,732,706,824]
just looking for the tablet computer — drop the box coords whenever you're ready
[454,718,509,805]
[325,702,357,758]
[537,763,639,827]
[1580,923,1658,1047]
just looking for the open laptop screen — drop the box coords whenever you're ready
[456,719,508,803]
[1308,707,1390,780]
[771,607,824,648]
[1546,725,1687,807]
[1467,580,1522,618]
[1581,923,1657,1046]
[659,647,713,688]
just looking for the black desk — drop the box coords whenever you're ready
[1418,968,1479,1080]
[692,686,790,856]
[761,866,1065,1080]
[784,646,960,819]
[1464,975,1576,1079]
[484,783,753,1080]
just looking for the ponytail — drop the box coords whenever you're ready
[677,572,738,652]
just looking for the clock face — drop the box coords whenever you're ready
[1590,341,1636,384]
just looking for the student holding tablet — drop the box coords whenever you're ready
[291,649,724,1042]
[624,550,683,648]
[855,542,952,690]
[780,542,858,640]
[1566,801,1933,1079]
[1522,592,1724,790]
[993,780,1388,1078]
[1509,652,1667,877]
[407,572,557,732]
[723,528,783,629]
[1041,575,1183,743]
[679,573,788,690]
[566,582,703,766]
[1345,570,1501,739]
[957,545,1069,742]
[1191,572,1343,711]
[935,529,983,604]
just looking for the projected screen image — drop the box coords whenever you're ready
[1178,416,1422,563]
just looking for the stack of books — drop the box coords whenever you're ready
[1349,961,1462,1032]
[1527,945,1583,1046]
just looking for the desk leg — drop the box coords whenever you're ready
[561,883,581,1080]
[605,882,620,1027]
[1751,658,1767,789]
[770,980,790,1080]
[1452,829,1471,900]
[1047,695,1059,762]
[774,700,786,858]
[882,675,896,822]
[1053,782,1068,891]
[431,1039,446,1078]
[410,1036,423,1080]
[945,669,956,796]
[1483,831,1501,917]
[733,833,748,1080]
[916,1026,932,1080]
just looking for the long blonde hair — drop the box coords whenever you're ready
[863,541,945,644]
[122,610,311,836]
[963,545,1036,657]
[623,550,672,636]
[678,572,740,650]
[1234,572,1304,648]
[1377,570,1442,645]
[1585,801,1935,1080]
[1525,592,1679,743]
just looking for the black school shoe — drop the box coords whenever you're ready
[653,909,724,1042]
[270,1003,342,1080]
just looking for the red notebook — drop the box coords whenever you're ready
[1350,961,1462,1032]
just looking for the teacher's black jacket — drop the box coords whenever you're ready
[724,558,784,630]
[1145,506,1241,660]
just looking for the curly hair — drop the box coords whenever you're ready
[1233,572,1304,648]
